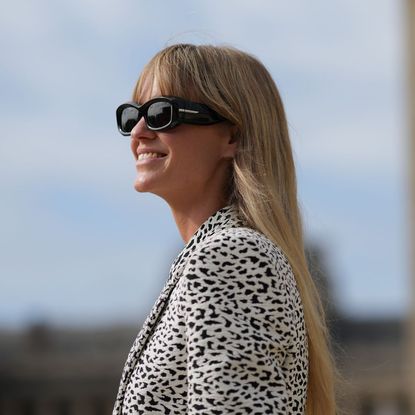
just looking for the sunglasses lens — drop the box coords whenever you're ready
[147,102,172,129]
[120,107,140,133]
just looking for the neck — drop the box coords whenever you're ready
[169,198,229,243]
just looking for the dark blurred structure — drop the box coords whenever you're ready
[0,241,412,415]
[307,243,411,415]
[406,0,415,413]
[0,323,137,415]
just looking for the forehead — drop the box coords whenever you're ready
[135,63,200,103]
[136,73,161,103]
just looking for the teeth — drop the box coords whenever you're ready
[138,152,165,160]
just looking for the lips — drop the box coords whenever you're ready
[137,152,166,160]
[136,153,168,166]
[136,148,167,156]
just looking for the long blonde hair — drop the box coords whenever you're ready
[133,43,343,415]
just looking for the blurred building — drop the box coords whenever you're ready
[0,323,137,415]
[0,242,412,415]
[307,243,411,415]
[406,0,415,413]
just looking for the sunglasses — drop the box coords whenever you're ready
[116,96,226,135]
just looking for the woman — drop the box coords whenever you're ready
[113,44,339,415]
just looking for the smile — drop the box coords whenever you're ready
[136,153,168,165]
[137,152,166,161]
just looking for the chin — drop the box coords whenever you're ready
[133,182,149,193]
[133,178,148,192]
[133,179,162,195]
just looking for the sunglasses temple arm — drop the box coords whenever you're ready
[178,104,224,124]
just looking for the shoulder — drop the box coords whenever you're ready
[189,226,293,274]
[181,227,303,343]
[183,226,297,294]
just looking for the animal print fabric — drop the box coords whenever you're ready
[113,204,308,414]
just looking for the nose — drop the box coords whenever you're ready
[130,117,156,141]
[130,117,156,159]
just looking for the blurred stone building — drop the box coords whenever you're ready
[0,323,135,415]
[407,0,415,414]
[307,244,411,415]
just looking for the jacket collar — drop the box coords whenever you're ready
[169,203,247,277]
[112,204,246,414]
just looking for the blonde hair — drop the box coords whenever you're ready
[133,43,344,415]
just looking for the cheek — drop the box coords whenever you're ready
[175,144,219,177]
[163,127,224,180]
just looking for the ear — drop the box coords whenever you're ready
[229,124,239,144]
[222,124,239,160]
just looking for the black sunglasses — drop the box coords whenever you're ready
[116,96,226,135]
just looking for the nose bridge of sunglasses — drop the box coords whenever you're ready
[117,99,177,135]
[133,115,151,133]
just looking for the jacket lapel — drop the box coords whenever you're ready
[112,204,246,414]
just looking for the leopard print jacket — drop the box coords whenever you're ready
[112,204,308,414]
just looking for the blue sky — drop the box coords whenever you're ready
[0,0,409,328]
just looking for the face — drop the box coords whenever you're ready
[129,79,237,206]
